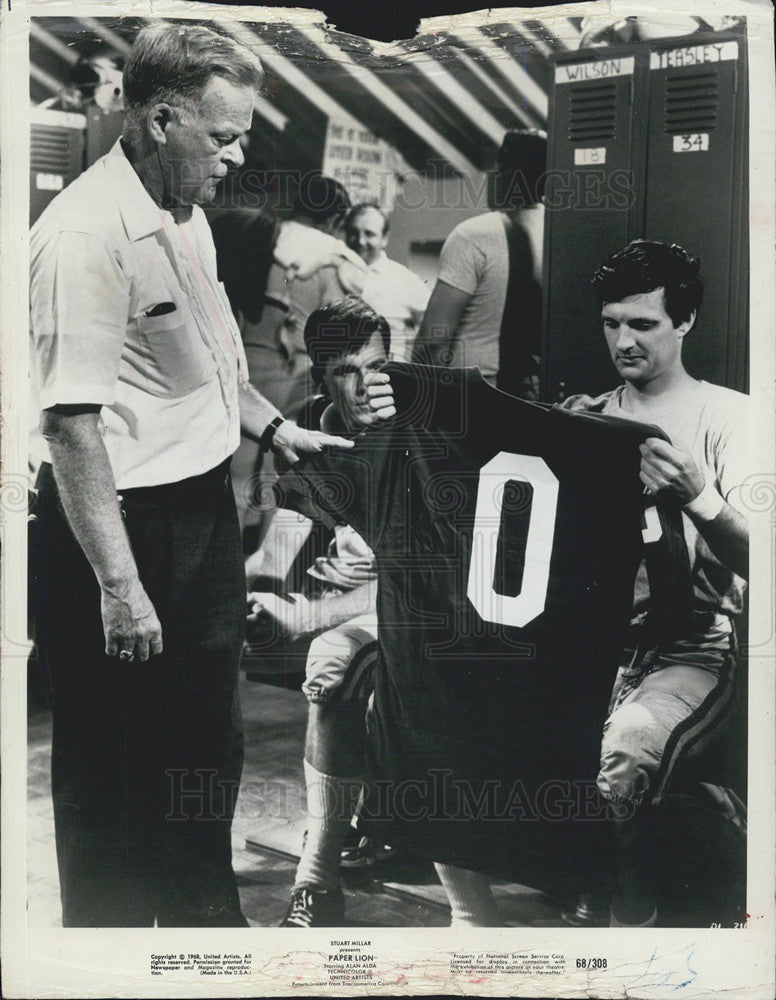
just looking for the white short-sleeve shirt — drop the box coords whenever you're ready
[360,252,430,362]
[30,140,249,489]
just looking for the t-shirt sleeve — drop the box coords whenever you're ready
[31,230,129,409]
[436,225,483,296]
[713,395,751,513]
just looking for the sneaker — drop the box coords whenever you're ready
[340,829,397,868]
[560,893,610,927]
[280,886,345,928]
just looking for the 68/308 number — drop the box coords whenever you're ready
[576,958,607,969]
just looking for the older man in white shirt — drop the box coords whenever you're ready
[30,23,393,929]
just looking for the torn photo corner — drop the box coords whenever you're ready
[1,0,774,997]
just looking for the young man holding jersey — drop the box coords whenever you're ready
[564,240,749,927]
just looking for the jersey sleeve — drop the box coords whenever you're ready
[641,496,695,641]
[560,391,613,414]
[275,429,398,552]
[273,465,343,530]
[277,365,486,547]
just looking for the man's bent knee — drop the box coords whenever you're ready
[598,702,666,807]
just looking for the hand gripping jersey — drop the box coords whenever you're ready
[276,364,692,884]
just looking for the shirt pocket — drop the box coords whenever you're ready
[134,310,214,398]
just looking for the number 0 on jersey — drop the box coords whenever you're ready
[467,452,559,629]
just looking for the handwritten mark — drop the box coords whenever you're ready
[629,945,698,992]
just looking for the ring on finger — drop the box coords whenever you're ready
[119,649,135,663]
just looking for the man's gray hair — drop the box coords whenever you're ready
[123,23,263,120]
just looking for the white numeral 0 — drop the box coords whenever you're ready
[467,452,559,628]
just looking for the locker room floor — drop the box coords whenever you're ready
[27,672,569,928]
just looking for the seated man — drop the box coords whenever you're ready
[248,297,393,927]
[563,240,749,926]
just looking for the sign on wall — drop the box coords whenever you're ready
[322,117,398,208]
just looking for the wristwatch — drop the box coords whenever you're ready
[259,416,285,454]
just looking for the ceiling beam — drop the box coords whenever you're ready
[30,63,63,95]
[30,22,78,64]
[222,21,366,135]
[76,17,132,56]
[400,42,506,146]
[294,23,477,176]
[445,37,535,129]
[471,29,548,121]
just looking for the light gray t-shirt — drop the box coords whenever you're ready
[437,207,544,378]
[568,381,749,617]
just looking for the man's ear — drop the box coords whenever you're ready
[677,309,697,339]
[146,103,173,145]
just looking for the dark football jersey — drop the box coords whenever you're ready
[276,364,692,881]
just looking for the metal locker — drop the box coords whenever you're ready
[542,45,644,399]
[543,29,749,399]
[30,108,85,226]
[642,34,748,392]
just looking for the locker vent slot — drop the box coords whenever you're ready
[568,82,617,142]
[31,126,73,173]
[664,71,719,133]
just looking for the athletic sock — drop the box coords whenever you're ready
[294,761,362,893]
[434,863,503,927]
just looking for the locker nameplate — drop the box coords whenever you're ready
[574,148,607,165]
[555,57,634,83]
[673,134,710,152]
[650,41,738,70]
[34,173,64,191]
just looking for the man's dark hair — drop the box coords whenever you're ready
[293,172,351,228]
[71,46,124,93]
[123,23,263,122]
[491,129,548,209]
[344,201,390,237]
[592,240,704,326]
[304,296,390,385]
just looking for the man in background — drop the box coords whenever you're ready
[235,174,367,541]
[344,202,429,361]
[413,129,546,398]
[242,173,366,417]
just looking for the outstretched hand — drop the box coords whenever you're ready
[272,421,354,465]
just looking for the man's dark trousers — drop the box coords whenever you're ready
[35,460,247,927]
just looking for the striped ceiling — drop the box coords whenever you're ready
[29,15,586,176]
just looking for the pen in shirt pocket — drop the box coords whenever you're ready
[144,302,177,318]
